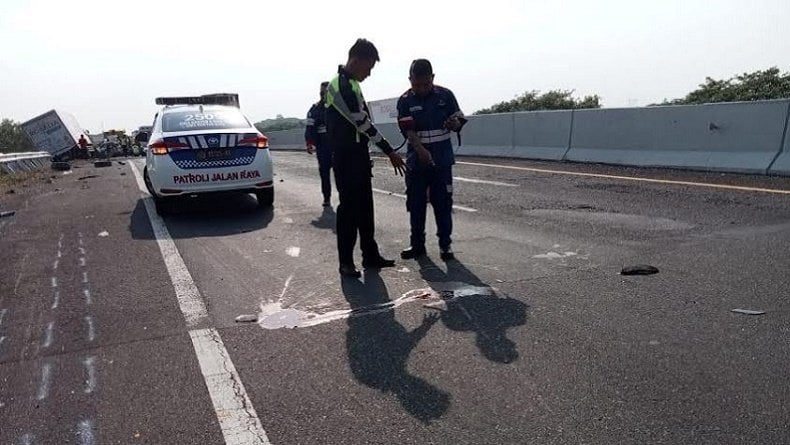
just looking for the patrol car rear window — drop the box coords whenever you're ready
[162,109,252,132]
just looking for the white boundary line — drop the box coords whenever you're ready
[129,161,270,445]
[372,188,478,213]
[453,176,518,187]
[456,160,790,195]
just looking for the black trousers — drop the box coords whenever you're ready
[334,164,380,266]
[316,148,332,200]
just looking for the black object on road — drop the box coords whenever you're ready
[621,265,660,275]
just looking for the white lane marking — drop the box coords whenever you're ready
[83,356,96,394]
[42,321,54,348]
[130,161,269,444]
[371,188,478,213]
[82,272,89,283]
[0,336,6,352]
[77,232,82,238]
[78,247,86,255]
[19,433,34,445]
[286,246,301,257]
[98,231,109,237]
[454,176,518,187]
[51,277,57,288]
[190,328,271,444]
[456,160,790,195]
[53,259,59,270]
[58,240,62,250]
[79,238,84,246]
[80,257,86,267]
[129,162,209,326]
[84,316,95,342]
[0,308,6,326]
[36,363,52,400]
[83,289,92,305]
[57,250,62,258]
[76,419,95,445]
[52,291,60,309]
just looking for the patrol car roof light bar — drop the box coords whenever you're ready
[155,93,240,108]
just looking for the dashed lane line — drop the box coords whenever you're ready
[372,188,478,212]
[129,161,270,445]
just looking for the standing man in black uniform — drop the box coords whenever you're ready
[325,38,407,278]
[305,81,333,206]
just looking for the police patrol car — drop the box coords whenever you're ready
[143,94,274,213]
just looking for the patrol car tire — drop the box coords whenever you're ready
[256,188,274,208]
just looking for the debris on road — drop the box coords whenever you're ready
[731,308,765,315]
[621,265,659,275]
[94,160,112,168]
[6,189,14,194]
[62,170,73,175]
[78,175,100,181]
[0,210,16,218]
[117,161,126,165]
[120,172,127,176]
[235,314,259,323]
[98,231,109,237]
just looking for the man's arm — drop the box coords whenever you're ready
[336,78,393,154]
[304,106,317,153]
[398,98,432,165]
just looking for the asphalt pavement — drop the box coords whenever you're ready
[1,152,789,444]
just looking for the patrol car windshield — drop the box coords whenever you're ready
[162,108,252,132]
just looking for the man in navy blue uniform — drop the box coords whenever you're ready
[305,81,333,206]
[397,59,466,261]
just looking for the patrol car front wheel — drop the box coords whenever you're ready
[256,188,274,208]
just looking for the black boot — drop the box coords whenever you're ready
[400,246,426,260]
[339,264,362,278]
[362,256,396,269]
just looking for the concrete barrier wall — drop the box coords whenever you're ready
[567,100,790,174]
[767,102,790,175]
[263,99,790,176]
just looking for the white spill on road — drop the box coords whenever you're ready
[42,321,54,348]
[129,161,270,445]
[83,356,96,394]
[258,281,498,330]
[98,231,109,237]
[37,363,52,400]
[286,246,301,257]
[19,433,34,445]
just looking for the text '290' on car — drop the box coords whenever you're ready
[143,94,274,214]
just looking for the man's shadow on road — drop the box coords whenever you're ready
[343,273,449,423]
[309,206,336,234]
[417,256,528,364]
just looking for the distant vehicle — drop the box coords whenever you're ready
[143,94,274,213]
[20,110,87,160]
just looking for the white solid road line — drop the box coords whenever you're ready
[456,160,790,195]
[372,188,478,213]
[454,176,518,187]
[129,161,271,445]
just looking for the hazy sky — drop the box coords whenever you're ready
[1,0,788,132]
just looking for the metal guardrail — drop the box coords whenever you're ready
[0,151,52,174]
